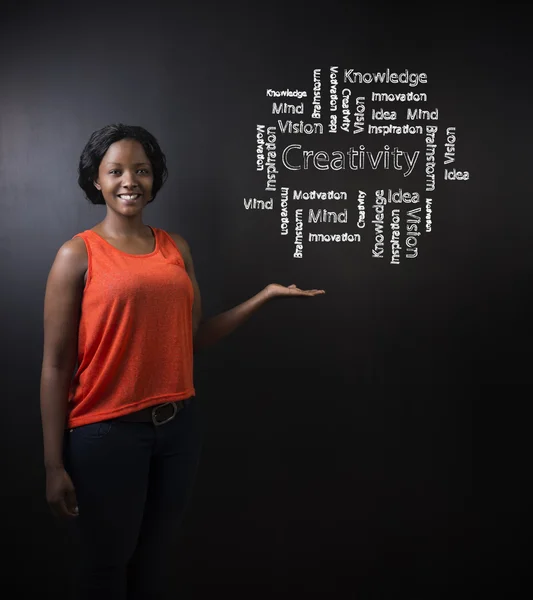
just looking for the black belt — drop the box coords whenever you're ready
[115,398,192,426]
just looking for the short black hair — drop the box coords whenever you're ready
[78,123,169,205]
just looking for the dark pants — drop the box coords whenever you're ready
[63,397,203,599]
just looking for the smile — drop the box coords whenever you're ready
[118,194,141,200]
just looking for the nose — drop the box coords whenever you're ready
[121,171,140,190]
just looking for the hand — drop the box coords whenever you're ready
[46,466,79,519]
[265,283,326,299]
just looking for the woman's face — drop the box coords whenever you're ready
[93,138,154,212]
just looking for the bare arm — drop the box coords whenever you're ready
[169,233,203,338]
[193,288,271,352]
[40,238,86,470]
[169,233,324,353]
[170,232,254,351]
[192,284,324,352]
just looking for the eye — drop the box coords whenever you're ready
[108,169,150,175]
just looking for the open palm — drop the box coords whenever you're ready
[267,283,325,298]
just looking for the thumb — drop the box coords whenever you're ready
[65,488,79,514]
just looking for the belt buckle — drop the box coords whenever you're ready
[152,402,178,426]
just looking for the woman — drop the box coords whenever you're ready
[40,123,324,599]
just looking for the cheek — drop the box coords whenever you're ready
[98,175,112,188]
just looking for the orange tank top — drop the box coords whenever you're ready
[66,226,195,428]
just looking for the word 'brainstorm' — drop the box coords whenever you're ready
[249,69,469,263]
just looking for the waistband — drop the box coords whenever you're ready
[114,397,193,426]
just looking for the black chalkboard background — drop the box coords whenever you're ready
[1,1,529,597]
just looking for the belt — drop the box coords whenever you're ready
[115,398,192,426]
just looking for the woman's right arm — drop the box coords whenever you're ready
[40,238,86,472]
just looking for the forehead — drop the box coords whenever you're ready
[101,139,150,165]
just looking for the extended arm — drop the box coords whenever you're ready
[169,233,324,353]
[193,287,271,352]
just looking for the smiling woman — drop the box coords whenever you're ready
[77,123,168,207]
[40,122,325,599]
[95,143,153,206]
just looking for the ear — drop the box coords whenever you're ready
[93,179,101,190]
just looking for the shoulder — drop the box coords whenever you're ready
[165,231,192,265]
[166,231,190,253]
[48,235,88,284]
[56,236,88,266]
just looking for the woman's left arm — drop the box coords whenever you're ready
[169,233,203,339]
[169,233,325,353]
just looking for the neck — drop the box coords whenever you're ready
[99,212,148,238]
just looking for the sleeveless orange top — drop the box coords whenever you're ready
[66,226,195,428]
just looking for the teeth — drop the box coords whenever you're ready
[119,194,140,200]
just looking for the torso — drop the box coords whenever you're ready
[81,224,157,285]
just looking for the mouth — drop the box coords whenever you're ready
[118,194,142,203]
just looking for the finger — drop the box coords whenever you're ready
[66,488,78,511]
[292,287,325,295]
[61,499,79,518]
[65,491,79,516]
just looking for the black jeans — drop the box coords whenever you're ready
[63,397,203,599]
